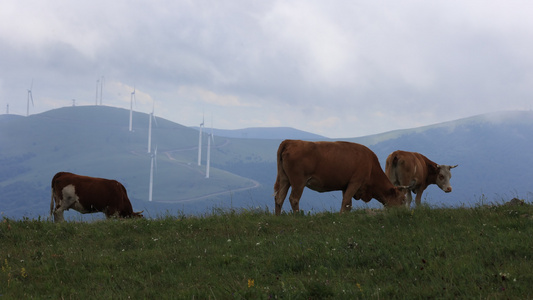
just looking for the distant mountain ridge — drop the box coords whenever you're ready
[1,107,532,219]
[191,126,327,140]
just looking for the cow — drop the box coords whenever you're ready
[50,172,143,222]
[385,150,458,208]
[273,140,409,215]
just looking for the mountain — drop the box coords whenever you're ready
[0,106,269,219]
[1,107,532,220]
[191,126,327,140]
[349,110,533,207]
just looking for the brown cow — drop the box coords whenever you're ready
[273,140,408,215]
[50,172,143,222]
[385,150,458,208]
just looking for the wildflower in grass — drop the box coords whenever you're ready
[248,279,255,288]
[2,259,12,287]
[356,283,362,292]
[21,267,27,279]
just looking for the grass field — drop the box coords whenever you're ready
[1,202,532,299]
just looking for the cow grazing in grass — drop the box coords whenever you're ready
[385,150,458,208]
[273,140,408,215]
[50,172,143,222]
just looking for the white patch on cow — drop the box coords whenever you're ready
[61,184,84,211]
[61,184,77,202]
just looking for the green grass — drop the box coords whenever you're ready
[1,203,532,299]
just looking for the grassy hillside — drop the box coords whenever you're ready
[1,203,532,298]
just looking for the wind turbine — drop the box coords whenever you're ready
[147,100,158,153]
[99,76,104,105]
[205,121,214,179]
[129,86,136,132]
[95,79,99,105]
[197,114,204,166]
[26,80,34,116]
[148,145,158,202]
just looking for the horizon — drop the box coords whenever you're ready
[2,105,530,140]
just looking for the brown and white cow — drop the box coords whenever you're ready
[385,150,458,208]
[273,140,408,215]
[50,172,143,222]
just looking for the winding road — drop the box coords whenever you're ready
[154,138,262,203]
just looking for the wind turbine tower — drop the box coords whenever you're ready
[129,86,135,132]
[147,101,158,153]
[205,123,214,179]
[197,115,204,166]
[95,79,99,105]
[99,76,104,105]
[26,80,34,116]
[148,145,157,202]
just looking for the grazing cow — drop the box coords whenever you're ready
[50,172,143,222]
[273,140,408,215]
[385,150,458,208]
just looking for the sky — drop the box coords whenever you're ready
[1,0,533,138]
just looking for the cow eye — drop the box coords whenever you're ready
[439,175,444,180]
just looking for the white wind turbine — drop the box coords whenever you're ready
[148,145,158,202]
[129,86,136,132]
[99,76,104,105]
[95,78,99,105]
[205,121,214,179]
[197,114,204,166]
[147,101,158,153]
[26,80,34,116]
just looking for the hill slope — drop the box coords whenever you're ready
[0,106,264,219]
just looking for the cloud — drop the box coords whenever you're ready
[2,0,533,137]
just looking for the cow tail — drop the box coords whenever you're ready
[273,141,288,196]
[50,175,57,219]
[385,153,399,183]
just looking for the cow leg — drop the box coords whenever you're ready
[414,191,423,207]
[340,191,353,213]
[341,183,361,213]
[274,180,291,216]
[405,191,413,209]
[288,184,305,213]
[53,206,66,223]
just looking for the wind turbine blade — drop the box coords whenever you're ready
[30,92,34,106]
[152,101,158,127]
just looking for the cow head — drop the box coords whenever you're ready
[131,210,144,218]
[435,164,458,193]
[385,186,410,207]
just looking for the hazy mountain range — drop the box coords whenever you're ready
[1,106,532,220]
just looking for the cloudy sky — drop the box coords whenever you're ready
[1,1,532,138]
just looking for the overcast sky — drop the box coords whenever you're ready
[1,1,532,138]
